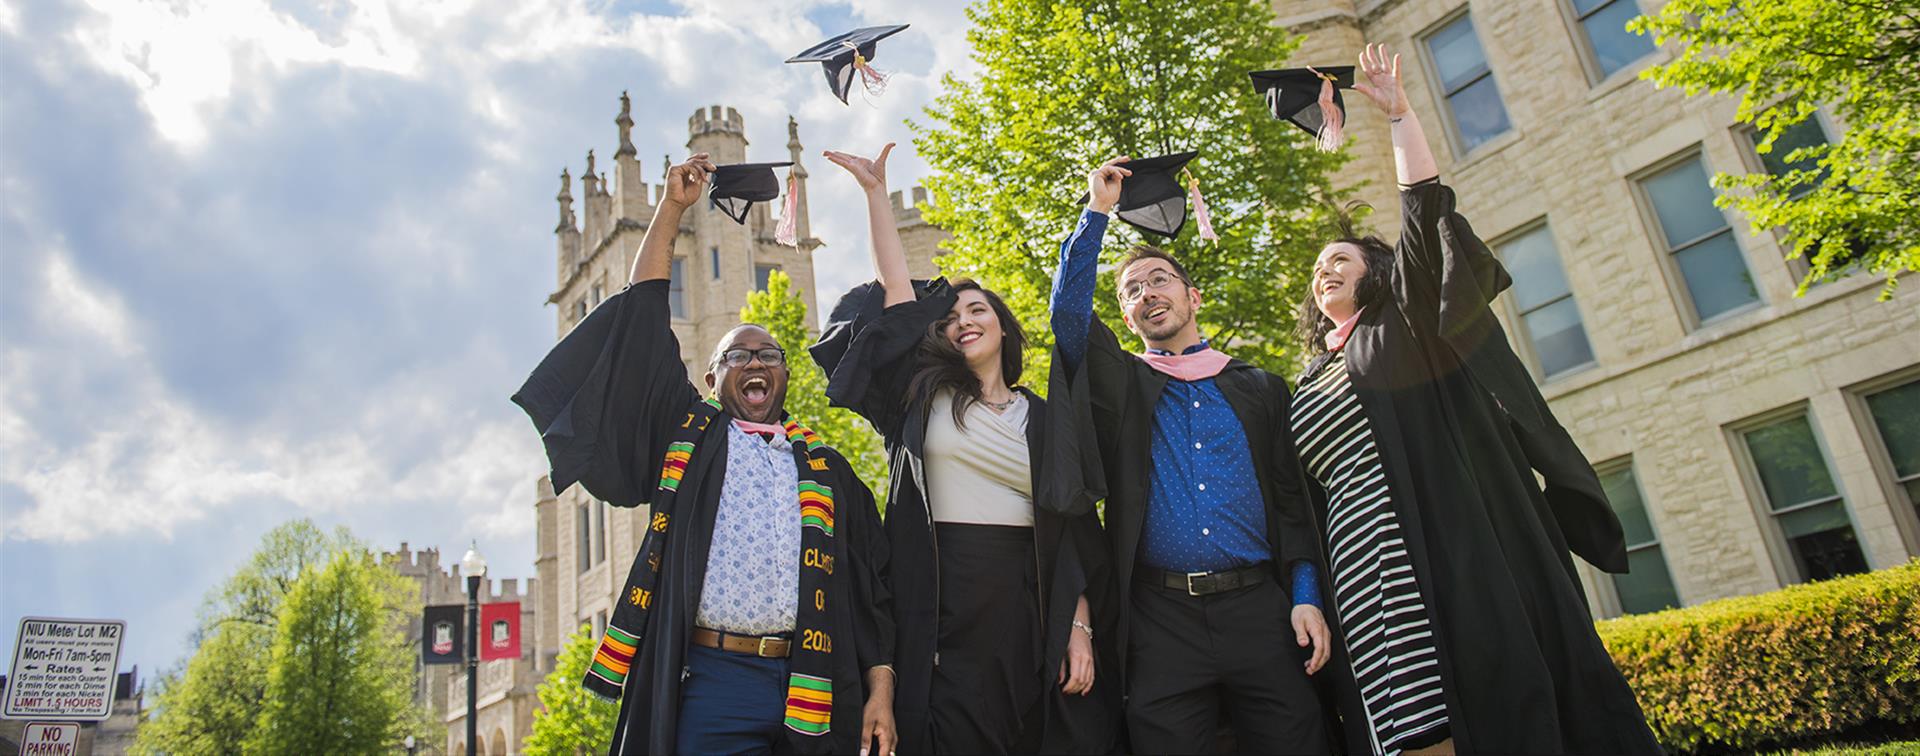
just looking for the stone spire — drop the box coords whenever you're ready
[556,168,576,233]
[615,91,637,158]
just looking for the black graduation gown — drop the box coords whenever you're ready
[812,281,1121,754]
[1301,181,1661,754]
[512,280,894,756]
[1037,311,1327,689]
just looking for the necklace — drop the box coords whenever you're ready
[980,393,1018,412]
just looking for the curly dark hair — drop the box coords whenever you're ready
[905,279,1027,429]
[1295,201,1397,355]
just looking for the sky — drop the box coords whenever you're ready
[0,0,980,681]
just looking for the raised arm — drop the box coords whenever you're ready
[1049,157,1130,371]
[1349,43,1438,187]
[629,153,716,284]
[823,144,914,308]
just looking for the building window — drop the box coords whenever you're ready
[1751,116,1834,195]
[1739,412,1868,583]
[1497,223,1594,378]
[591,501,606,566]
[1863,378,1920,520]
[711,247,722,280]
[669,258,687,319]
[1424,11,1512,152]
[574,299,587,323]
[1637,154,1761,324]
[755,264,781,291]
[590,284,604,308]
[1569,0,1655,79]
[575,503,591,574]
[1597,461,1680,614]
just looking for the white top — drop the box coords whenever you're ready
[923,389,1035,526]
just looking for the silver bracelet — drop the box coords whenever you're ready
[1071,620,1094,640]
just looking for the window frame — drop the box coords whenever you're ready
[1559,0,1658,85]
[1590,456,1682,616]
[710,247,722,280]
[1418,6,1515,158]
[574,501,592,575]
[1844,366,1920,559]
[1491,219,1598,381]
[1725,402,1864,585]
[1628,147,1764,330]
[1733,112,1855,285]
[755,263,781,292]
[669,257,688,320]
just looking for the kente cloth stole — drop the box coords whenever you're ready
[584,398,842,738]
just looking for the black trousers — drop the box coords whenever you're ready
[1126,578,1328,755]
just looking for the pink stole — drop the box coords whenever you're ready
[1325,311,1362,352]
[1137,347,1232,382]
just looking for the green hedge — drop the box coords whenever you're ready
[1597,561,1920,753]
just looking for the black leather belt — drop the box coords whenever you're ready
[1136,562,1270,596]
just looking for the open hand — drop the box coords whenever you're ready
[1087,156,1132,215]
[1291,603,1331,675]
[824,144,894,193]
[661,152,716,209]
[1350,43,1411,118]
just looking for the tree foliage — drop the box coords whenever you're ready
[248,549,425,754]
[910,0,1347,377]
[133,519,356,755]
[524,625,620,755]
[741,269,890,507]
[1631,0,1919,298]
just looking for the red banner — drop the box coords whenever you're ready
[479,602,521,661]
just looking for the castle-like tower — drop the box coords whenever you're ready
[383,543,540,756]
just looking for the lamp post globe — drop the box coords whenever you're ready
[461,541,488,578]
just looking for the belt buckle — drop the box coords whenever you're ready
[757,636,776,657]
[1185,571,1207,596]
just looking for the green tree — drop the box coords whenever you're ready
[133,519,355,755]
[1631,0,1919,298]
[911,0,1348,376]
[247,549,425,754]
[740,269,890,506]
[524,625,620,755]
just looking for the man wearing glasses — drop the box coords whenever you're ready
[514,154,899,756]
[1040,157,1332,754]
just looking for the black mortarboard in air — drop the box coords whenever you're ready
[786,25,911,104]
[1077,152,1201,238]
[1250,66,1356,149]
[708,162,793,224]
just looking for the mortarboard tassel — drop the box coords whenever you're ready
[1314,73,1344,152]
[1185,169,1220,243]
[775,168,800,247]
[841,42,892,96]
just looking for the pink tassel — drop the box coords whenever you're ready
[852,54,891,95]
[1315,76,1344,152]
[1187,171,1219,243]
[841,42,891,97]
[775,169,799,247]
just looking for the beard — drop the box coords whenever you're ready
[1135,303,1192,343]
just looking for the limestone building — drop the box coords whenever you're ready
[1280,0,1919,618]
[384,543,541,756]
[525,95,946,752]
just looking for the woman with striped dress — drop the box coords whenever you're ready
[1290,45,1661,754]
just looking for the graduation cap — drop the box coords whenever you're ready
[708,162,801,244]
[786,25,910,104]
[1077,152,1219,240]
[1249,66,1355,152]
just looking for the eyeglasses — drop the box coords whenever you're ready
[716,347,787,368]
[1119,270,1187,303]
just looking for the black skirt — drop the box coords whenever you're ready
[929,522,1045,754]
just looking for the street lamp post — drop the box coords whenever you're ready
[461,541,488,756]
[403,735,416,756]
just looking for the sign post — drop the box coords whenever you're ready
[4,617,126,722]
